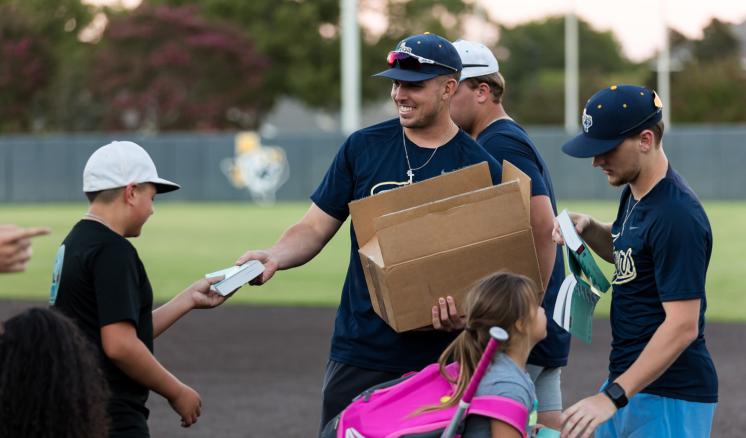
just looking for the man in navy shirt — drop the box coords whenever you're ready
[448,39,569,430]
[555,85,718,437]
[236,33,503,432]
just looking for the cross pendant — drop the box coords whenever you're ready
[406,169,414,185]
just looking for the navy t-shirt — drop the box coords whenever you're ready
[311,117,503,373]
[608,166,718,403]
[476,119,570,368]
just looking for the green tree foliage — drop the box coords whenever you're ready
[90,5,269,130]
[0,0,91,46]
[147,0,480,110]
[693,18,740,62]
[0,5,53,131]
[668,59,746,122]
[362,0,477,105]
[495,16,641,124]
[657,19,746,122]
[0,0,93,132]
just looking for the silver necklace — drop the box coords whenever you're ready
[402,128,449,185]
[83,212,110,229]
[621,194,640,235]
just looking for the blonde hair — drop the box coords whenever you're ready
[423,272,540,413]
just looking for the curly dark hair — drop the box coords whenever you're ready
[0,307,109,438]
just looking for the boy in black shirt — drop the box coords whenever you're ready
[51,141,230,438]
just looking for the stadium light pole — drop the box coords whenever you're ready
[341,0,361,135]
[565,10,579,133]
[657,0,671,129]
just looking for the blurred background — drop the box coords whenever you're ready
[2,0,746,133]
[1,0,745,317]
[3,4,746,435]
[2,0,746,201]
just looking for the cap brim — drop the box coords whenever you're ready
[561,134,624,158]
[460,66,498,81]
[151,178,180,193]
[373,68,439,82]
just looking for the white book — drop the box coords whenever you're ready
[553,274,577,331]
[205,260,265,296]
[556,209,584,253]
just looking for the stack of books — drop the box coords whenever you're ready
[205,260,265,296]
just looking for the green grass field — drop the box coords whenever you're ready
[2,201,744,322]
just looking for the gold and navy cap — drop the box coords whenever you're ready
[562,84,663,158]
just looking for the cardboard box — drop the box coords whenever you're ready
[349,161,542,332]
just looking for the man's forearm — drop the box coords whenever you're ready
[535,235,556,293]
[239,203,342,275]
[531,195,557,292]
[268,221,331,270]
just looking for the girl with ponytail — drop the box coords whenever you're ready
[321,272,547,438]
[432,271,547,437]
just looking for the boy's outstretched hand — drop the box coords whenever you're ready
[153,277,233,338]
[189,277,231,309]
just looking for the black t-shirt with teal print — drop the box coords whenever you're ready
[50,220,154,410]
[311,117,503,373]
[476,119,570,368]
[608,166,717,402]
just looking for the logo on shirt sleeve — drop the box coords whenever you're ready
[49,245,65,305]
[612,247,637,285]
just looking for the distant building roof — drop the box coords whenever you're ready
[260,97,396,137]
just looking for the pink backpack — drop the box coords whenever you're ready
[325,362,529,438]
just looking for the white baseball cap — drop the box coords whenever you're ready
[83,141,180,193]
[452,40,499,81]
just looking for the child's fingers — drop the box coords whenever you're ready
[431,305,442,329]
[5,245,31,263]
[0,226,49,243]
[20,226,51,239]
[0,246,32,272]
[446,296,458,320]
[438,298,449,324]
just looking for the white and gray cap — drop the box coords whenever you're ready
[452,39,499,81]
[83,141,180,193]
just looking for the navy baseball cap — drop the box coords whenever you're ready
[374,33,462,82]
[562,84,664,158]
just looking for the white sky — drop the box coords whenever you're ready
[480,0,746,60]
[84,0,746,61]
[83,0,141,8]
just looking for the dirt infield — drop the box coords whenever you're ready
[2,301,743,437]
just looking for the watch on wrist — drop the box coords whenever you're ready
[603,382,628,409]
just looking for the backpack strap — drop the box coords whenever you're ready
[468,396,530,438]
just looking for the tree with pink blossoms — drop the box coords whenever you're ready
[91,4,268,131]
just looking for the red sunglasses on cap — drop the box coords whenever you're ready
[386,51,458,73]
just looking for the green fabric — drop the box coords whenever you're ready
[563,246,610,343]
